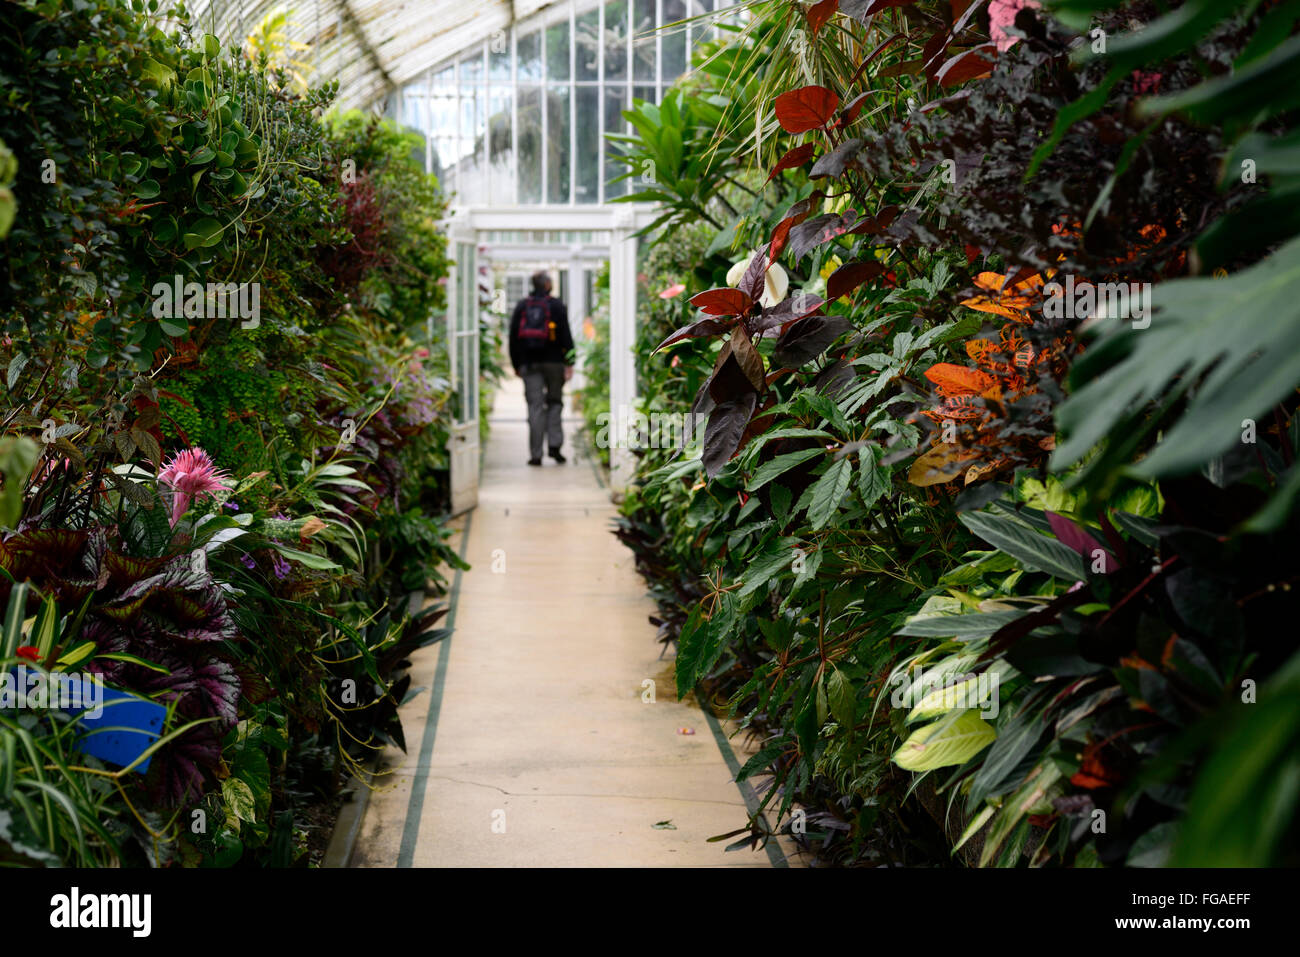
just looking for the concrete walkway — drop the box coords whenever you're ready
[349,381,794,867]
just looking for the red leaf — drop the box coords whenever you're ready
[826,261,885,300]
[840,92,873,126]
[935,44,998,86]
[774,85,840,133]
[769,195,818,263]
[690,287,753,317]
[766,143,816,182]
[848,204,899,236]
[807,0,838,36]
[652,317,730,354]
[921,30,949,83]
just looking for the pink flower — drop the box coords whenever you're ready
[1131,70,1163,95]
[659,283,686,299]
[989,0,1040,53]
[158,447,231,526]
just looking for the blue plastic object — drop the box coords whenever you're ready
[3,667,166,773]
[70,687,167,773]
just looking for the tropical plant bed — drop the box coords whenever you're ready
[609,0,1300,868]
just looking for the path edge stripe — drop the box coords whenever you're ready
[697,688,790,869]
[396,510,473,867]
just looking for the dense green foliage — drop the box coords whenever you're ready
[0,0,465,866]
[612,0,1300,867]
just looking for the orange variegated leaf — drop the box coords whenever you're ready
[924,363,997,396]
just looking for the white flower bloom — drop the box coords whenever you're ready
[727,252,789,309]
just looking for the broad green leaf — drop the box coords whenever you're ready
[272,544,341,571]
[896,608,1031,640]
[1055,236,1300,492]
[747,449,822,492]
[857,444,890,509]
[827,668,855,728]
[222,777,256,825]
[893,710,996,772]
[738,537,800,597]
[806,457,852,530]
[959,510,1087,581]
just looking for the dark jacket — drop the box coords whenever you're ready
[508,295,575,371]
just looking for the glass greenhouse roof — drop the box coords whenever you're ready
[185,1,555,111]
[185,0,724,113]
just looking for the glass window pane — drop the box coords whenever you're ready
[518,30,542,81]
[576,85,599,203]
[546,20,569,81]
[489,31,510,81]
[633,0,656,80]
[546,85,571,203]
[517,86,543,203]
[689,0,715,47]
[604,1,629,80]
[403,87,426,131]
[575,8,600,82]
[460,50,483,89]
[488,86,513,204]
[433,64,454,91]
[633,84,656,105]
[604,84,628,199]
[662,0,686,81]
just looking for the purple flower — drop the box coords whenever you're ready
[240,553,256,570]
[272,553,291,580]
[223,501,240,511]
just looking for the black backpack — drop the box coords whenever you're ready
[518,297,554,352]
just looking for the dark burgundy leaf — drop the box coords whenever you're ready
[653,316,730,354]
[813,357,859,399]
[767,143,816,182]
[839,0,911,23]
[774,85,840,133]
[752,291,825,334]
[690,287,753,316]
[769,195,820,262]
[703,392,758,478]
[878,59,923,78]
[840,92,874,126]
[736,245,771,302]
[826,261,885,299]
[848,204,900,236]
[922,30,949,83]
[936,44,997,86]
[788,211,858,261]
[708,349,757,405]
[729,325,766,392]
[774,316,853,367]
[809,137,865,178]
[807,0,839,35]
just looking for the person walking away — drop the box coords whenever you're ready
[509,271,574,465]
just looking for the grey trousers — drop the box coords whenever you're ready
[521,362,565,459]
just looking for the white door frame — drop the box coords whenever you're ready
[463,204,657,493]
[446,220,481,515]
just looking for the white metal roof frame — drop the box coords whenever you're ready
[185,0,563,111]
